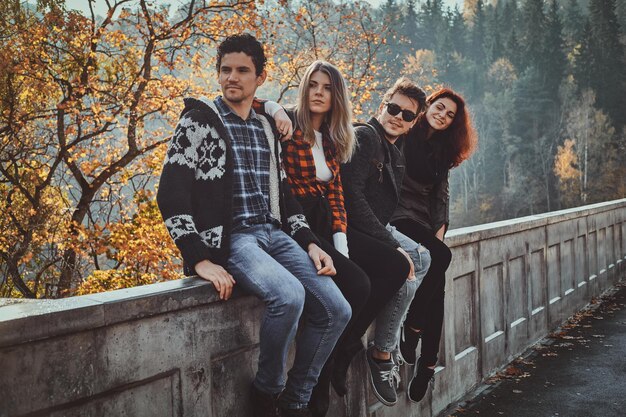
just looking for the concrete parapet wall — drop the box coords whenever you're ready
[1,199,625,417]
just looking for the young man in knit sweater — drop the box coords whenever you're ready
[157,34,351,417]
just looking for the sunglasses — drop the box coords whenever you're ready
[384,102,418,122]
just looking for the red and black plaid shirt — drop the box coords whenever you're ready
[282,127,347,234]
[252,99,347,234]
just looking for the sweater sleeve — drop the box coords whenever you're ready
[341,126,400,248]
[156,109,216,269]
[281,173,321,250]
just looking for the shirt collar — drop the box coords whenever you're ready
[214,96,259,121]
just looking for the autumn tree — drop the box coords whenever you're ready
[557,89,622,205]
[259,0,390,116]
[0,0,258,298]
[553,139,582,207]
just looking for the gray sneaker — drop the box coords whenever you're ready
[366,346,400,406]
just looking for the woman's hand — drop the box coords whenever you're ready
[307,243,337,276]
[274,108,293,140]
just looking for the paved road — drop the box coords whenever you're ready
[448,282,626,417]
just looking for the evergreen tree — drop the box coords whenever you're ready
[502,0,522,69]
[501,0,519,31]
[468,0,487,64]
[510,67,560,214]
[505,27,523,69]
[401,0,420,54]
[616,0,626,35]
[485,1,503,63]
[573,19,595,92]
[520,0,547,69]
[438,5,468,89]
[448,5,467,53]
[418,0,445,51]
[379,0,405,74]
[562,0,585,45]
[588,0,625,128]
[543,0,566,95]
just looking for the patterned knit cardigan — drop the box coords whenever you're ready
[157,97,318,275]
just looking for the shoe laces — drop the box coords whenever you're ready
[394,349,405,366]
[378,361,401,389]
[392,363,402,388]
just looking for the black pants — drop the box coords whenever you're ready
[390,218,452,366]
[315,235,371,340]
[336,226,411,350]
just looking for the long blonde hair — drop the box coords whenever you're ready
[295,61,355,163]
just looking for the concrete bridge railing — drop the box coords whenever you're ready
[1,199,625,417]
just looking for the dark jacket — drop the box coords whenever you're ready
[391,125,450,234]
[157,97,318,275]
[341,118,405,248]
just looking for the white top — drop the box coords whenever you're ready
[312,130,333,182]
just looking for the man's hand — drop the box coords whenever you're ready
[307,243,337,276]
[397,247,416,280]
[194,259,236,300]
[274,108,293,140]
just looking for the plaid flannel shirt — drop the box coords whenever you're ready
[251,99,347,234]
[215,97,277,228]
[282,127,348,234]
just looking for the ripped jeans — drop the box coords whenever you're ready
[373,225,431,352]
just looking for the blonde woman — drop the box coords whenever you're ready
[256,61,370,416]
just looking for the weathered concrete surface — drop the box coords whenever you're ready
[448,282,626,417]
[1,199,625,417]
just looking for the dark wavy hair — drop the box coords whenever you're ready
[216,33,267,76]
[416,88,477,168]
[380,77,427,115]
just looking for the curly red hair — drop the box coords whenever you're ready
[419,88,477,168]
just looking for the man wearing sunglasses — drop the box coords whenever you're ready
[335,77,431,406]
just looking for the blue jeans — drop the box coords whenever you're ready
[373,226,431,352]
[226,224,351,407]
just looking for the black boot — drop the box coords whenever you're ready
[330,340,363,397]
[407,358,435,403]
[251,383,279,417]
[278,403,312,417]
[309,359,333,417]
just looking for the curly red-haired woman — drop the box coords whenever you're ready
[390,87,477,403]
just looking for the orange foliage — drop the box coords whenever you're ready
[1,0,259,298]
[2,0,393,298]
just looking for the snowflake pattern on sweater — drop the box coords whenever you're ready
[157,97,319,273]
[166,114,227,180]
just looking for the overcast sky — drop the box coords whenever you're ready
[65,0,465,17]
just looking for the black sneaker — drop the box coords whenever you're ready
[251,383,279,417]
[407,358,435,403]
[366,347,399,406]
[399,326,421,365]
